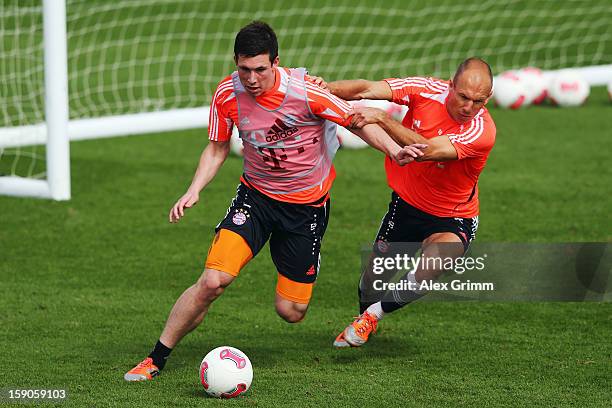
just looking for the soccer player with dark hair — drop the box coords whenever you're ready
[325,58,497,348]
[124,21,416,381]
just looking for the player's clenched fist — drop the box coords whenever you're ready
[348,107,387,129]
[169,190,199,223]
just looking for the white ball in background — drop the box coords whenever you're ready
[518,67,548,105]
[336,125,368,149]
[356,99,408,122]
[493,71,529,109]
[229,127,244,157]
[548,71,590,107]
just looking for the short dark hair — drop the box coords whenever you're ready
[234,21,278,63]
[453,57,493,86]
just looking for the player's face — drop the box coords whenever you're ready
[446,78,492,123]
[235,53,279,97]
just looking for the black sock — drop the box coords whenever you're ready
[380,286,426,314]
[381,299,409,314]
[148,340,172,370]
[360,301,375,314]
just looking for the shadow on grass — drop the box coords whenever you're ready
[176,326,416,370]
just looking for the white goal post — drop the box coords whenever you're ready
[1,0,70,200]
[1,0,611,200]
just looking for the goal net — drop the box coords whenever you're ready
[1,0,611,198]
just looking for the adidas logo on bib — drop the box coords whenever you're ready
[266,119,298,142]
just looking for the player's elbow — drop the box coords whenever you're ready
[417,139,458,162]
[207,140,230,159]
[355,90,369,101]
[351,80,377,100]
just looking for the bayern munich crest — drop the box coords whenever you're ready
[232,210,248,226]
[376,239,389,254]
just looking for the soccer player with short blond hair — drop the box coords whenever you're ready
[327,58,497,348]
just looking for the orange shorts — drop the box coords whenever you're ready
[276,273,314,304]
[205,229,253,277]
[205,228,314,304]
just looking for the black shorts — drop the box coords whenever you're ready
[375,192,478,252]
[216,183,330,283]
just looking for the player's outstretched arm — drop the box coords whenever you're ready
[328,80,393,101]
[349,107,458,162]
[351,124,424,166]
[379,114,457,162]
[169,140,230,223]
[304,77,422,164]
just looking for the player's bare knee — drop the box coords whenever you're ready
[416,268,444,282]
[204,275,223,291]
[275,302,308,323]
[195,270,232,301]
[277,309,305,323]
[418,233,465,281]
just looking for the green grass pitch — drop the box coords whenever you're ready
[1,87,610,407]
[1,1,611,405]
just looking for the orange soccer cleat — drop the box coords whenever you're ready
[333,311,379,348]
[124,357,160,382]
[333,330,350,348]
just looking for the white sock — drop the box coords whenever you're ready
[366,301,384,320]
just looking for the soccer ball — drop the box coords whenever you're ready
[548,71,590,107]
[229,128,244,156]
[493,71,528,109]
[518,67,548,105]
[199,346,253,398]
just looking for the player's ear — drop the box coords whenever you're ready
[484,87,493,104]
[272,56,279,68]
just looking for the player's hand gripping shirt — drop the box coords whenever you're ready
[209,67,352,205]
[384,77,496,218]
